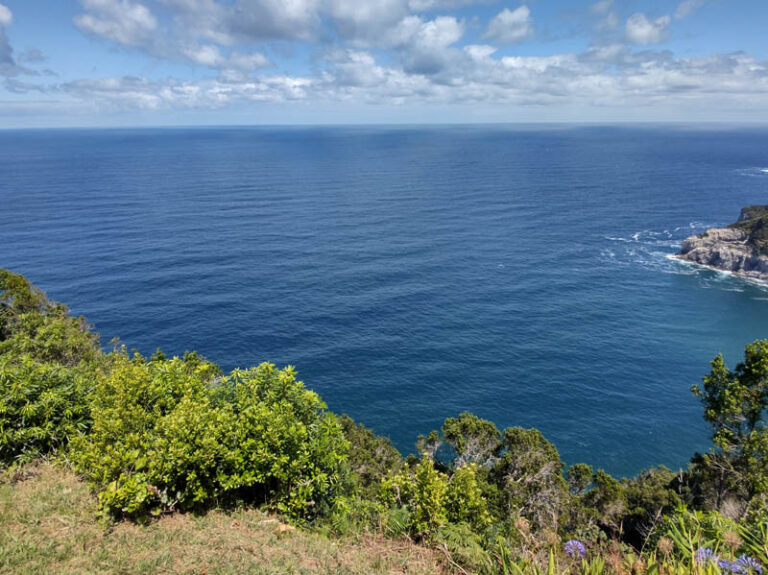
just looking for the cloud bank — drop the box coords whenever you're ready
[3,0,768,124]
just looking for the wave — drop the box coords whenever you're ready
[603,222,711,249]
[602,225,768,295]
[736,167,768,177]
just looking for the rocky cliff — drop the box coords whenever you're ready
[676,206,768,281]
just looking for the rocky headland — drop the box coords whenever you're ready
[676,205,768,281]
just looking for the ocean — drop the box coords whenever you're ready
[2,125,768,478]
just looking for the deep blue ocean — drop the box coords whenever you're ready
[2,125,768,478]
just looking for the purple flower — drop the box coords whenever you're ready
[737,556,763,575]
[564,539,586,559]
[695,548,719,564]
[719,560,743,574]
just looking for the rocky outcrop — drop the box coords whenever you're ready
[676,206,768,281]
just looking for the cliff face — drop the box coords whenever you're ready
[676,206,768,281]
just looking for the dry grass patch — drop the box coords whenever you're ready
[0,462,448,575]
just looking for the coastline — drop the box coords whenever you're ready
[667,252,768,288]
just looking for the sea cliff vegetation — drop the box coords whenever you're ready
[2,268,768,574]
[729,206,768,255]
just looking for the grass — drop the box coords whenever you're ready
[0,462,448,575]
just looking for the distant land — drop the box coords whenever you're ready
[677,206,768,282]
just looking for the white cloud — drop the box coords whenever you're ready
[6,0,768,122]
[325,0,410,41]
[224,0,320,42]
[381,15,464,75]
[464,44,496,61]
[0,4,12,69]
[590,0,612,15]
[54,46,768,120]
[408,0,492,9]
[182,44,269,71]
[625,13,671,45]
[75,0,158,47]
[484,6,532,45]
[0,4,12,26]
[411,16,464,49]
[675,0,706,19]
[325,49,389,88]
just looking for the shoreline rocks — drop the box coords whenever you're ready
[675,206,768,282]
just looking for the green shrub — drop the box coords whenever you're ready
[446,463,492,529]
[650,507,739,558]
[492,427,569,530]
[0,269,100,466]
[380,457,495,538]
[339,414,402,496]
[72,352,349,520]
[380,456,449,537]
[0,355,92,465]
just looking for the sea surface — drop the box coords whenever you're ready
[2,125,768,478]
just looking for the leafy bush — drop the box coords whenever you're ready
[379,457,494,538]
[491,427,569,530]
[0,355,92,465]
[446,463,492,529]
[72,351,349,520]
[0,269,99,466]
[338,414,402,496]
[380,456,449,537]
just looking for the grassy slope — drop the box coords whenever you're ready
[0,463,448,575]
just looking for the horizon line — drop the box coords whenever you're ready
[4,120,768,132]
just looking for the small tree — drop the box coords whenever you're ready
[441,412,502,468]
[689,341,768,512]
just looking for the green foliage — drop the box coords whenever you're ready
[621,466,682,545]
[380,456,449,537]
[0,355,92,465]
[338,414,402,496]
[651,507,738,558]
[581,469,626,532]
[446,463,492,529]
[435,523,494,573]
[0,269,100,466]
[567,463,594,496]
[7,268,768,575]
[71,351,349,520]
[693,343,768,454]
[441,412,502,467]
[687,341,768,516]
[0,270,99,365]
[492,427,568,529]
[739,521,768,566]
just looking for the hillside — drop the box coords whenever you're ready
[3,268,768,574]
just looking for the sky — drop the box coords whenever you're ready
[1,0,767,127]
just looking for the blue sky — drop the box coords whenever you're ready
[1,0,767,127]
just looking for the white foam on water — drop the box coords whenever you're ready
[666,254,768,291]
[604,226,768,294]
[736,167,768,177]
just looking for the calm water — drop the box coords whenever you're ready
[2,125,768,478]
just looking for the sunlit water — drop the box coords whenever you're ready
[3,125,768,478]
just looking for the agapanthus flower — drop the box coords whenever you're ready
[694,547,719,564]
[564,539,586,559]
[718,559,742,574]
[737,556,763,575]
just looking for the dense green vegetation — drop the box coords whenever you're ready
[727,205,768,254]
[2,268,768,574]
